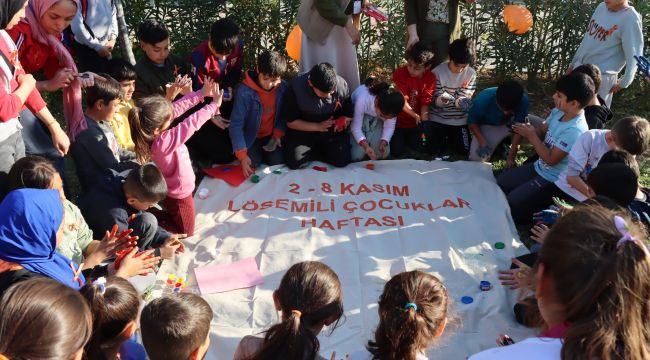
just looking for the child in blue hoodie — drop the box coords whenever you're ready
[229,51,287,177]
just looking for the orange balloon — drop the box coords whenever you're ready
[286,25,302,62]
[503,4,533,35]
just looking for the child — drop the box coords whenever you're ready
[78,164,182,260]
[391,41,435,156]
[283,63,354,169]
[0,278,92,359]
[80,276,146,360]
[350,78,404,161]
[350,270,448,360]
[69,0,118,72]
[429,38,477,157]
[554,116,650,202]
[0,0,60,194]
[571,64,613,129]
[129,77,222,236]
[470,205,650,359]
[187,17,243,165]
[140,293,213,360]
[71,76,137,193]
[229,50,287,177]
[233,261,344,359]
[587,162,639,208]
[0,188,86,293]
[190,17,243,99]
[133,19,189,99]
[498,73,593,223]
[467,80,529,163]
[569,0,642,107]
[106,58,137,151]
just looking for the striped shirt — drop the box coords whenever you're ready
[430,62,477,126]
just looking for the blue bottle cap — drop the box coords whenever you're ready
[461,296,474,304]
[479,281,491,291]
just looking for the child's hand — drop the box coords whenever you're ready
[210,115,230,129]
[512,122,536,139]
[105,38,116,51]
[498,258,532,290]
[98,46,112,58]
[314,119,335,132]
[363,143,377,160]
[178,75,192,95]
[95,225,138,260]
[115,248,160,278]
[241,156,254,177]
[17,74,36,90]
[160,234,186,259]
[379,139,389,159]
[476,144,492,159]
[532,209,560,225]
[530,223,549,244]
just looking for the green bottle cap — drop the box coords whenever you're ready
[494,242,505,249]
[251,174,260,183]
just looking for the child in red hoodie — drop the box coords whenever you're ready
[229,51,287,177]
[391,42,436,157]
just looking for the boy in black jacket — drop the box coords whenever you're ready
[78,164,184,259]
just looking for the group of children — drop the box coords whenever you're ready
[3,206,650,360]
[1,0,650,358]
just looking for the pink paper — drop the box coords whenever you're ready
[194,257,264,294]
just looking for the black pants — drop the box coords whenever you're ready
[497,163,565,224]
[284,129,351,169]
[73,41,109,73]
[427,122,470,157]
[248,136,284,167]
[390,127,427,157]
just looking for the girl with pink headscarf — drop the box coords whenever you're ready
[7,0,100,172]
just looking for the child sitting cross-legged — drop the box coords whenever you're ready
[349,270,449,360]
[140,293,213,360]
[391,42,436,156]
[498,73,593,224]
[229,50,288,177]
[429,38,478,157]
[71,76,137,193]
[129,77,222,237]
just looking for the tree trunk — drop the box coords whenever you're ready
[115,0,136,65]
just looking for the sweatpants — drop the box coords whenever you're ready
[427,121,470,157]
[284,129,351,169]
[390,127,427,156]
[350,114,390,162]
[0,131,25,196]
[248,136,284,167]
[157,195,196,236]
[497,162,564,224]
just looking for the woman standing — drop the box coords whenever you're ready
[298,0,361,90]
[405,0,473,67]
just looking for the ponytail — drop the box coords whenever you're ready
[80,277,140,360]
[129,96,173,164]
[248,262,343,360]
[368,271,448,360]
[538,205,650,360]
[364,77,405,119]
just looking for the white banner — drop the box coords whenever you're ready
[158,159,535,359]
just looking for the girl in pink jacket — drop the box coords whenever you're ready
[129,77,222,236]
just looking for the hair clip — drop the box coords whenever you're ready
[404,302,418,311]
[93,277,107,295]
[290,309,302,318]
[614,216,650,257]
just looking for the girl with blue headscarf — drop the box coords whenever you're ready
[0,188,84,294]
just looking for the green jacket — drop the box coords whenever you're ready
[404,0,463,42]
[133,54,189,99]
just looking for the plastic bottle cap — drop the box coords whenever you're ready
[167,274,176,281]
[479,281,492,291]
[251,174,260,183]
[461,296,474,304]
[494,242,506,249]
[273,169,282,175]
